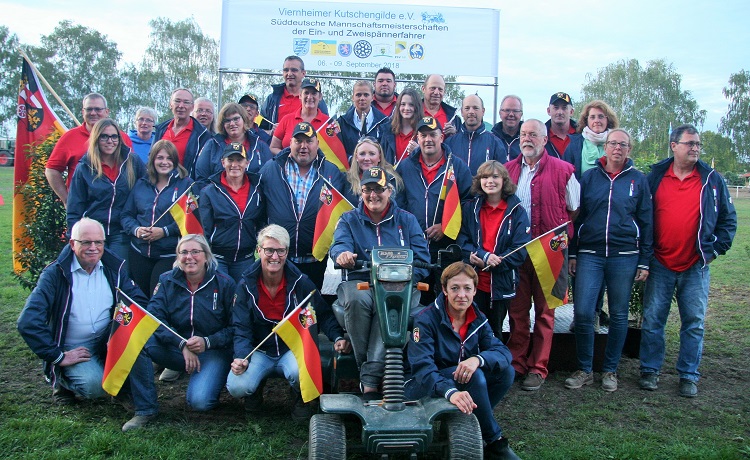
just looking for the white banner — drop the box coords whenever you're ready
[220,0,500,78]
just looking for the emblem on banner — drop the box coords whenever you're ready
[311,40,337,56]
[338,43,352,57]
[353,40,372,58]
[293,39,310,56]
[549,232,569,251]
[373,43,393,58]
[395,41,407,55]
[409,44,424,60]
[421,12,445,24]
[319,184,333,206]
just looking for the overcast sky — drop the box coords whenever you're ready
[6,0,749,131]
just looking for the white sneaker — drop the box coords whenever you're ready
[159,368,181,382]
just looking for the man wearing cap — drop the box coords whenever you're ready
[338,80,392,158]
[260,56,328,131]
[258,122,347,290]
[270,78,329,155]
[545,92,577,159]
[395,116,472,300]
[330,166,429,399]
[192,97,216,134]
[238,95,272,145]
[446,94,508,175]
[422,74,460,137]
[154,88,210,178]
[491,95,524,162]
[504,119,579,391]
[372,67,398,116]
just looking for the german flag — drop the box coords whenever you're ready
[440,165,461,240]
[102,301,160,396]
[527,225,569,308]
[169,188,203,235]
[317,118,349,172]
[273,301,322,402]
[311,181,354,261]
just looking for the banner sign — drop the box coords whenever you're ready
[220,0,500,78]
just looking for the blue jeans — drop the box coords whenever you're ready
[146,339,232,411]
[574,253,638,373]
[226,350,299,398]
[640,258,709,382]
[216,254,255,284]
[61,339,158,416]
[106,232,130,271]
[405,365,515,443]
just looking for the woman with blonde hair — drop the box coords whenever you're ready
[345,137,403,202]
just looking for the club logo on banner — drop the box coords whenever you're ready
[293,39,310,56]
[338,43,352,57]
[114,303,134,327]
[353,40,372,58]
[549,232,568,252]
[299,304,317,328]
[409,44,425,60]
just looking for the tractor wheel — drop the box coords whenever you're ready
[308,414,346,460]
[443,413,483,460]
[0,152,11,167]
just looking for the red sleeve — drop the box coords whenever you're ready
[45,130,75,171]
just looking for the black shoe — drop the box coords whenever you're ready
[290,390,317,423]
[52,386,76,405]
[486,437,521,460]
[244,391,264,413]
[679,378,698,398]
[599,311,610,327]
[639,373,659,391]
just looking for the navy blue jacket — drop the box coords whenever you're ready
[571,159,654,269]
[330,199,430,282]
[337,105,392,158]
[445,123,508,175]
[121,171,194,259]
[17,246,146,386]
[406,293,513,400]
[562,134,587,180]
[395,145,473,253]
[259,83,329,129]
[154,116,211,178]
[490,122,521,161]
[544,119,578,159]
[457,194,531,300]
[232,260,344,358]
[200,171,264,262]
[148,266,235,351]
[647,157,736,266]
[67,146,146,237]
[257,148,348,260]
[194,131,273,190]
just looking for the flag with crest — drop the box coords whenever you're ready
[273,301,323,402]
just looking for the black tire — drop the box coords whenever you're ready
[0,152,12,167]
[443,413,483,460]
[308,414,346,460]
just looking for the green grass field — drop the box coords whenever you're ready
[0,167,748,459]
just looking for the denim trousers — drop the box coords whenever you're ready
[226,349,300,398]
[573,253,638,373]
[640,258,710,382]
[106,232,130,271]
[404,365,515,443]
[216,255,255,284]
[62,339,158,416]
[146,339,232,411]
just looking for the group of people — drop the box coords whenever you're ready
[17,54,736,459]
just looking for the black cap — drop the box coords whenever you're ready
[360,166,388,187]
[549,92,572,106]
[416,116,442,132]
[238,94,259,107]
[292,122,316,139]
[300,78,322,92]
[222,142,247,159]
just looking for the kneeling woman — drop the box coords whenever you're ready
[406,262,520,459]
[146,234,236,411]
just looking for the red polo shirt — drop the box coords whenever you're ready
[448,306,478,341]
[548,125,576,157]
[220,172,250,211]
[273,108,327,149]
[373,95,398,117]
[259,276,287,321]
[276,88,301,125]
[424,104,448,129]
[478,200,508,293]
[395,132,414,162]
[653,164,701,272]
[161,118,194,165]
[419,155,445,184]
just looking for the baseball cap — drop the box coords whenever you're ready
[416,116,442,132]
[238,94,259,107]
[549,92,572,105]
[300,78,322,92]
[292,122,316,139]
[222,142,247,159]
[360,166,388,187]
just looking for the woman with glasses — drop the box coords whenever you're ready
[381,87,423,165]
[345,137,403,203]
[563,100,619,180]
[565,128,652,393]
[121,140,194,298]
[67,118,146,262]
[146,234,236,411]
[199,142,264,283]
[194,102,272,188]
[127,107,157,164]
[330,166,429,400]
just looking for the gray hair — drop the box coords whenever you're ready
[134,107,157,128]
[83,93,107,108]
[500,94,523,111]
[521,119,547,136]
[70,217,105,240]
[257,224,290,250]
[174,234,218,271]
[193,97,215,112]
[670,124,699,144]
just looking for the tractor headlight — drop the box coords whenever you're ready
[377,264,412,282]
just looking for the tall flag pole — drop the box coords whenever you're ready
[13,55,67,272]
[316,116,349,172]
[311,177,354,261]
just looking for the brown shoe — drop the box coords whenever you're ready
[122,414,157,432]
[52,386,76,405]
[521,372,544,391]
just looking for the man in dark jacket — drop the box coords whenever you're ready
[422,74,460,137]
[446,94,507,175]
[17,217,158,432]
[154,88,210,178]
[544,92,577,159]
[260,56,328,130]
[337,80,392,158]
[491,95,523,161]
[639,124,737,398]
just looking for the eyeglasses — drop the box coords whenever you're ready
[173,98,193,106]
[84,107,106,113]
[260,247,288,256]
[605,141,630,149]
[178,249,205,256]
[196,108,213,114]
[136,117,154,124]
[676,141,703,149]
[73,239,105,247]
[362,186,387,195]
[223,116,243,125]
[283,67,301,73]
[500,109,522,114]
[98,134,119,143]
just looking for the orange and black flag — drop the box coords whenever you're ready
[273,301,323,402]
[13,57,67,272]
[527,224,569,308]
[169,187,203,235]
[102,300,160,396]
[317,117,349,172]
[440,165,461,240]
[311,179,354,261]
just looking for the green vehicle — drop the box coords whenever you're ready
[0,139,15,166]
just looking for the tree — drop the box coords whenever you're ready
[701,131,738,174]
[580,59,706,161]
[0,25,21,135]
[719,70,750,163]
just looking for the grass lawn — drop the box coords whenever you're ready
[0,167,748,459]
